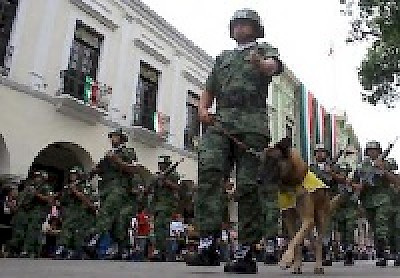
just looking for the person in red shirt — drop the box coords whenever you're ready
[135,207,150,260]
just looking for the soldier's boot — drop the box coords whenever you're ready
[264,238,278,265]
[55,245,66,259]
[322,243,332,266]
[375,241,387,267]
[224,245,257,274]
[185,237,220,266]
[344,245,354,266]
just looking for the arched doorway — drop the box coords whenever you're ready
[0,134,10,175]
[30,142,93,192]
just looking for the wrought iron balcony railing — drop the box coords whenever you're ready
[58,69,112,112]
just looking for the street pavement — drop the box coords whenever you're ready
[1,259,400,278]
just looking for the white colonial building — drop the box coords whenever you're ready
[0,0,213,185]
[0,0,303,196]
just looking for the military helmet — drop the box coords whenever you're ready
[314,143,330,155]
[229,9,264,39]
[108,128,128,143]
[158,155,171,165]
[365,140,381,150]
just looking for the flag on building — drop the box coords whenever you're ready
[299,84,312,164]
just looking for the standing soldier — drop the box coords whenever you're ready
[353,141,393,266]
[309,143,335,266]
[89,128,139,258]
[10,171,54,257]
[187,8,283,274]
[331,163,358,265]
[56,166,97,259]
[151,155,180,261]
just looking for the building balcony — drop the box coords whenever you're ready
[54,69,111,125]
[129,111,170,147]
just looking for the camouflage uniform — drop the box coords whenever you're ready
[94,129,138,255]
[331,163,358,265]
[151,155,180,260]
[309,144,335,266]
[354,141,392,266]
[192,9,283,273]
[58,167,97,256]
[10,171,53,256]
[196,12,282,243]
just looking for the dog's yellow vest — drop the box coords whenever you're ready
[278,170,328,210]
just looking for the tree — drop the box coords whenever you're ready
[341,0,400,107]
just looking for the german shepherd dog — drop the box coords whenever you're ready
[259,138,343,274]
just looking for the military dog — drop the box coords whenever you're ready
[259,138,344,274]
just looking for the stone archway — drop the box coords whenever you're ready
[0,134,10,175]
[30,142,93,192]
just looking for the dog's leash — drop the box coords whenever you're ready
[209,114,263,160]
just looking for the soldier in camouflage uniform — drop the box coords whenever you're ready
[331,163,358,265]
[90,128,139,258]
[187,9,283,273]
[10,171,54,257]
[353,141,393,266]
[308,143,335,266]
[151,155,180,261]
[387,158,400,266]
[56,167,97,259]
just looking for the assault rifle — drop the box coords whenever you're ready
[153,157,185,192]
[360,136,399,186]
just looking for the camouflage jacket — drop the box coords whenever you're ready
[98,146,137,194]
[206,42,282,135]
[60,180,96,212]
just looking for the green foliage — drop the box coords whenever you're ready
[341,0,400,107]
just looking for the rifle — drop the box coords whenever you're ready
[360,136,399,186]
[65,179,98,214]
[153,157,185,192]
[210,114,263,159]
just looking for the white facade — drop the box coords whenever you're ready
[0,0,214,181]
[268,66,301,149]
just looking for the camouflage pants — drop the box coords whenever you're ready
[58,207,95,250]
[10,208,46,255]
[361,191,392,254]
[196,127,269,245]
[9,209,29,253]
[153,196,176,254]
[96,187,136,248]
[333,200,358,247]
[264,193,280,239]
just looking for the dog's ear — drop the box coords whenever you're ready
[275,137,292,158]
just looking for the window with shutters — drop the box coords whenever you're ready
[133,61,159,131]
[184,91,201,151]
[62,21,103,101]
[0,0,18,76]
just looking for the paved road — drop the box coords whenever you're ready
[1,259,400,277]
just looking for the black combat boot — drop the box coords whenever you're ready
[185,237,220,266]
[322,243,332,266]
[264,238,278,265]
[375,240,387,267]
[343,245,354,266]
[224,245,257,274]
